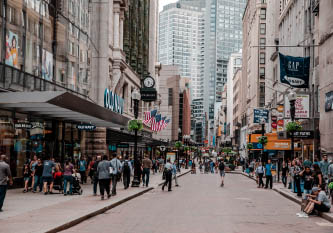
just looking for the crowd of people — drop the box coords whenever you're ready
[0,153,185,211]
[246,156,333,216]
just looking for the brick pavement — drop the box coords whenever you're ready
[0,169,190,233]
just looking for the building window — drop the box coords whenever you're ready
[260,53,265,64]
[260,67,265,77]
[260,8,266,20]
[260,23,266,34]
[260,38,266,49]
[168,88,173,106]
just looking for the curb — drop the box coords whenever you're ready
[232,172,333,223]
[47,171,191,233]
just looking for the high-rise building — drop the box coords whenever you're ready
[158,2,205,101]
[203,0,246,145]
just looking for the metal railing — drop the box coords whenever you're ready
[0,63,87,98]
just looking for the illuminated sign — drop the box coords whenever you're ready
[104,89,124,114]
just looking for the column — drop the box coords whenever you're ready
[113,8,120,48]
[119,12,124,50]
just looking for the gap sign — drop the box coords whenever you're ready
[104,89,124,114]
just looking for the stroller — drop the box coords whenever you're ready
[72,174,83,195]
[53,172,64,194]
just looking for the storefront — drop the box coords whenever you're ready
[0,91,129,184]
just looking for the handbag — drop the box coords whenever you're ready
[304,201,315,214]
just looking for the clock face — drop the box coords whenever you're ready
[143,77,155,88]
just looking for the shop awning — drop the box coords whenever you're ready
[0,91,129,128]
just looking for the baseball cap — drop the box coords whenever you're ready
[312,187,320,193]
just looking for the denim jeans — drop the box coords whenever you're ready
[282,175,287,187]
[0,185,8,211]
[63,175,73,194]
[142,168,150,186]
[111,175,118,195]
[93,177,99,194]
[33,175,43,192]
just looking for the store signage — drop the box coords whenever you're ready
[279,53,310,88]
[271,122,277,129]
[271,116,277,121]
[117,143,129,149]
[287,131,314,139]
[325,91,333,112]
[140,88,157,102]
[109,145,117,151]
[253,109,269,123]
[277,120,284,127]
[76,124,96,131]
[160,146,166,152]
[277,105,284,112]
[31,122,44,129]
[104,89,124,114]
[14,123,32,129]
[284,94,310,119]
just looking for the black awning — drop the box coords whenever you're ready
[0,91,129,128]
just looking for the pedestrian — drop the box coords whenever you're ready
[210,160,215,173]
[256,162,265,188]
[313,163,324,189]
[249,159,255,177]
[97,155,111,200]
[30,155,38,190]
[300,166,314,199]
[88,157,96,184]
[42,156,55,195]
[122,155,132,189]
[23,164,32,193]
[78,156,87,184]
[0,154,13,212]
[32,158,43,193]
[218,159,225,187]
[293,161,302,197]
[265,160,273,189]
[63,159,74,196]
[110,153,122,196]
[92,155,101,196]
[307,187,331,213]
[320,155,330,179]
[142,155,152,187]
[281,161,288,188]
[162,159,173,191]
[172,161,179,187]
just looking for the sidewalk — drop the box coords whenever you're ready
[0,169,190,233]
[238,171,333,223]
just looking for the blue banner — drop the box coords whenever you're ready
[279,53,310,88]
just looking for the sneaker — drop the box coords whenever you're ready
[162,185,165,191]
[0,209,3,212]
[176,185,179,187]
[101,196,104,200]
[32,190,36,193]
[64,193,67,196]
[107,194,111,199]
[93,193,97,196]
[23,190,27,193]
[44,192,48,195]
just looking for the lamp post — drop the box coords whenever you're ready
[183,135,190,169]
[260,118,266,162]
[288,90,297,160]
[131,89,141,187]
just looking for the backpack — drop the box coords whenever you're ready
[123,161,130,173]
[219,162,225,171]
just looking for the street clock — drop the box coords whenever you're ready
[143,76,155,88]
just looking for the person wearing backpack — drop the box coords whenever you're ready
[218,159,225,187]
[110,153,122,196]
[122,155,132,189]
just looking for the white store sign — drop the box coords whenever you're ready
[284,94,310,119]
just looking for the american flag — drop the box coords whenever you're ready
[151,114,161,131]
[161,119,170,130]
[143,109,157,125]
[157,117,167,131]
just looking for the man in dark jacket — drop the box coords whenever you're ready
[92,155,101,196]
[122,155,132,189]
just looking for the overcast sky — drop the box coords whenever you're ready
[159,0,178,12]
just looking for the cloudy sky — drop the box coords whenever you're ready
[159,0,178,11]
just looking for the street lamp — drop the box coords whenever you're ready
[260,118,266,162]
[183,135,190,169]
[288,89,297,159]
[131,89,141,187]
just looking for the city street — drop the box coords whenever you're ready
[63,173,333,233]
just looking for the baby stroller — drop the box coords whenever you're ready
[72,174,83,195]
[53,172,64,194]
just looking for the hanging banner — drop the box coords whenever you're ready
[279,53,310,88]
[325,91,333,112]
[284,94,310,119]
